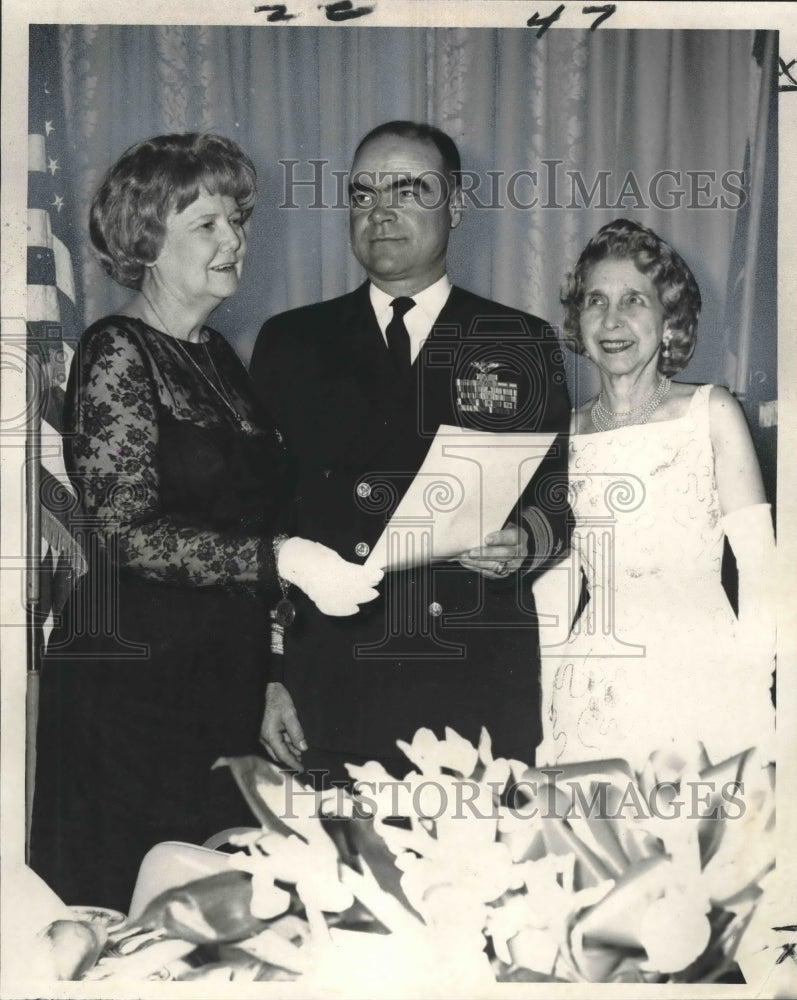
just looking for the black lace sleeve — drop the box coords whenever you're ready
[66,321,275,590]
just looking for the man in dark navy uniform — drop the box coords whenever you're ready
[250,121,571,783]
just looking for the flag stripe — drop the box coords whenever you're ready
[28,133,46,172]
[52,235,77,302]
[28,210,77,302]
[41,413,69,455]
[27,170,52,210]
[28,24,86,653]
[27,207,52,245]
[28,246,57,286]
[27,284,60,323]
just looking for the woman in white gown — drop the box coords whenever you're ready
[537,219,775,771]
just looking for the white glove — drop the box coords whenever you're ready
[721,503,776,666]
[277,537,383,617]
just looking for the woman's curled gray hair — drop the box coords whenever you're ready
[559,218,701,376]
[89,132,257,289]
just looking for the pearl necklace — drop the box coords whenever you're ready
[141,293,255,434]
[591,375,671,432]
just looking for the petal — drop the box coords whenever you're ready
[250,877,292,920]
[440,727,479,777]
[638,895,712,973]
[396,728,441,773]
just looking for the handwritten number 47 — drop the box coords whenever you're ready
[255,3,617,28]
[527,4,616,37]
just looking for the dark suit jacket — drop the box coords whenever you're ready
[250,282,571,763]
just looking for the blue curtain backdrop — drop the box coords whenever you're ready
[31,24,777,491]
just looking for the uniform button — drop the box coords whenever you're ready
[356,482,372,498]
[355,541,370,558]
[428,602,443,617]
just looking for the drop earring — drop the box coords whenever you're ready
[661,335,672,361]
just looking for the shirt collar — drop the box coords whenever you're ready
[369,274,452,330]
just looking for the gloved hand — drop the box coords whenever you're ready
[721,503,776,666]
[277,537,383,616]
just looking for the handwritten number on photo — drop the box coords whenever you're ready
[321,1,375,21]
[253,4,298,19]
[779,58,797,91]
[526,4,565,36]
[583,4,616,31]
[253,1,374,20]
[772,926,797,965]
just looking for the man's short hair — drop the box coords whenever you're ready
[353,120,462,188]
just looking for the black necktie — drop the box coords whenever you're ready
[385,297,415,372]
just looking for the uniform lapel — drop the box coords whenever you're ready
[333,285,474,459]
[344,282,416,411]
[338,282,392,376]
[315,283,414,465]
[414,284,467,429]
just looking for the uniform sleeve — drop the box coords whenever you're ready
[515,335,573,574]
[249,318,273,397]
[518,430,572,573]
[250,315,296,438]
[67,324,279,593]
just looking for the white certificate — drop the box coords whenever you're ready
[365,425,558,572]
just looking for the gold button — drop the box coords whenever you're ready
[355,542,370,558]
[356,482,372,498]
[428,602,443,617]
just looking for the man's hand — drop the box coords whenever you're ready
[455,525,529,579]
[260,681,307,770]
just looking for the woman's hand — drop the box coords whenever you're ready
[260,682,307,771]
[721,503,777,668]
[277,537,383,616]
[455,525,528,579]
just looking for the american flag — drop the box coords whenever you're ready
[27,25,86,658]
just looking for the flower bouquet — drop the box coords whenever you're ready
[37,729,776,989]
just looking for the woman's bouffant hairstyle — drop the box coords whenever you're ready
[89,133,257,289]
[559,218,701,376]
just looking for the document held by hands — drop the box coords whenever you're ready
[364,425,558,572]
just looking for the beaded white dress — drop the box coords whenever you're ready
[537,384,775,770]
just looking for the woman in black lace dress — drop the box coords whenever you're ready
[30,133,381,912]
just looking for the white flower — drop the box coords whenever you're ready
[485,856,612,975]
[250,874,293,920]
[396,726,479,777]
[397,838,520,925]
[230,851,292,920]
[638,890,712,973]
[229,825,353,924]
[345,759,416,820]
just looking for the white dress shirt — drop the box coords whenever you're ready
[369,275,452,364]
